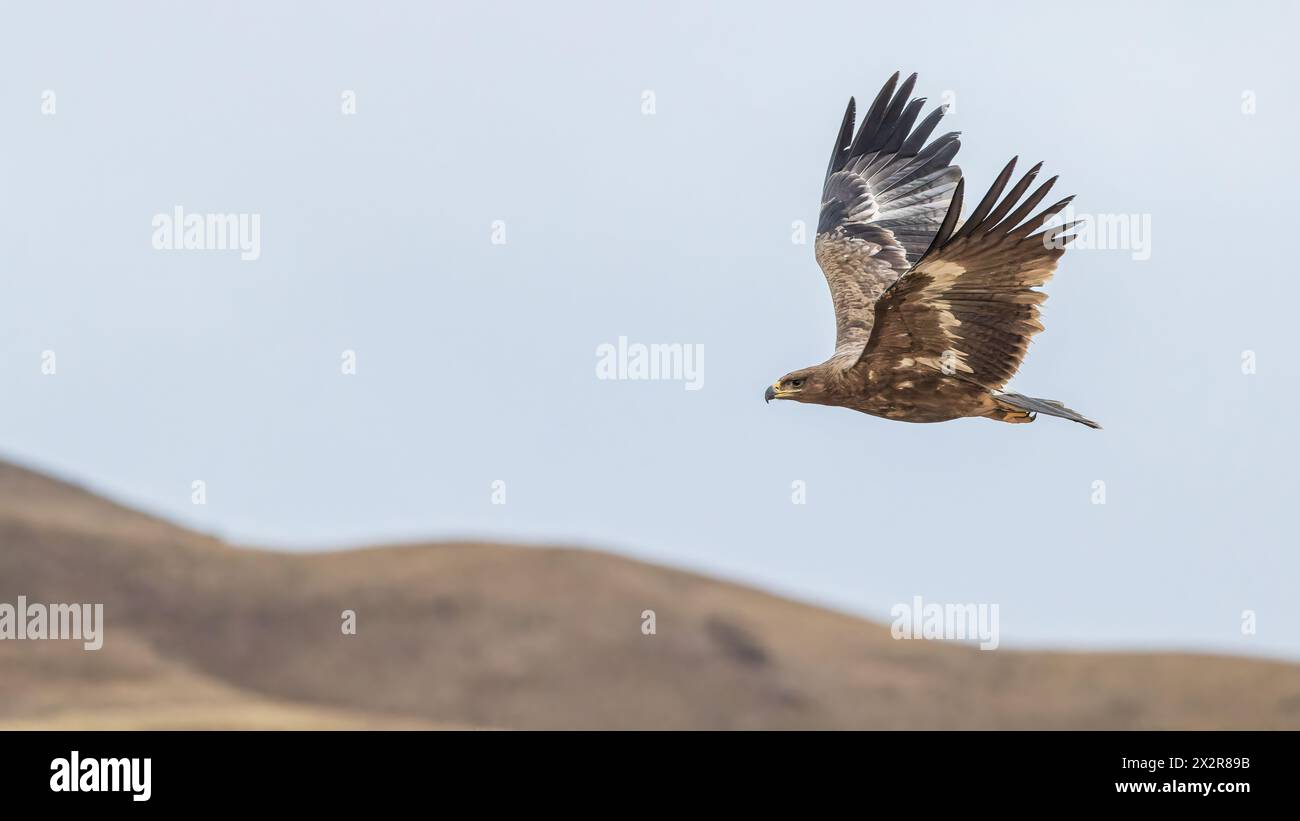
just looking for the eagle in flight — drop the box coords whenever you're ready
[765,72,1099,428]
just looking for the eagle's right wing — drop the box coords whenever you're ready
[855,158,1078,391]
[816,72,961,363]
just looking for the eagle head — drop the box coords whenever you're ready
[765,367,830,405]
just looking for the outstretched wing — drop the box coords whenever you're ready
[855,157,1078,391]
[816,72,961,362]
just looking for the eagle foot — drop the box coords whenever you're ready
[994,410,1036,424]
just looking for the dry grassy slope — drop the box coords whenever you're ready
[2,459,1299,730]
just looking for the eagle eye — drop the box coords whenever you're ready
[789,378,805,389]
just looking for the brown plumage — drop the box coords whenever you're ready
[766,72,1099,429]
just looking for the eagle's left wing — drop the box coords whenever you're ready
[816,72,962,362]
[854,157,1078,391]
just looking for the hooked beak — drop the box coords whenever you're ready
[764,385,777,403]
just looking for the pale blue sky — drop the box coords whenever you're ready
[2,0,1296,657]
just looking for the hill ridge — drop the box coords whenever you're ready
[3,458,1299,729]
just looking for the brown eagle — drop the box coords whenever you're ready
[765,72,1099,428]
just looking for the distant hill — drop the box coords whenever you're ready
[2,458,1298,729]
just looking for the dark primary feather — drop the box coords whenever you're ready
[815,72,962,362]
[856,158,1078,392]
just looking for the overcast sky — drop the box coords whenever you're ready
[2,0,1297,658]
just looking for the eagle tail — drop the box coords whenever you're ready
[991,393,1101,429]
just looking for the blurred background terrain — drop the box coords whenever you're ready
[4,459,1298,730]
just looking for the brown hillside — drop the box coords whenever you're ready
[2,459,1298,730]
